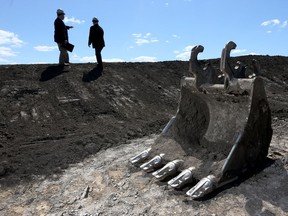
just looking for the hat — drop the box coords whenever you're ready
[92,17,99,22]
[57,9,65,15]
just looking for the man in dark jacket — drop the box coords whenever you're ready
[54,9,73,66]
[88,17,105,70]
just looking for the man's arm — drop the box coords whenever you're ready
[88,27,93,47]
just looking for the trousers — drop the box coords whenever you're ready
[95,47,103,69]
[57,43,69,65]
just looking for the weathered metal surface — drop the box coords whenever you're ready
[130,41,273,199]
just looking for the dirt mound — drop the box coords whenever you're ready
[0,56,287,182]
[0,56,287,215]
[0,61,187,183]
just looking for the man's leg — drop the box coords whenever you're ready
[95,47,103,70]
[65,51,69,64]
[57,43,69,65]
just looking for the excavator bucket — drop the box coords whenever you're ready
[129,41,273,199]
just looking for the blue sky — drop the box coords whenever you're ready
[0,0,287,64]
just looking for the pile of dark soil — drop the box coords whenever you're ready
[0,55,287,186]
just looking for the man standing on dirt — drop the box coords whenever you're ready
[88,17,105,71]
[54,9,73,67]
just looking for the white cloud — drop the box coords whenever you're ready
[132,33,159,45]
[34,45,58,52]
[135,38,150,45]
[261,19,281,27]
[175,52,190,60]
[282,20,288,28]
[32,62,49,64]
[0,47,16,57]
[175,45,195,60]
[0,30,23,62]
[132,33,142,38]
[74,55,96,62]
[261,19,288,28]
[103,58,125,62]
[131,56,157,62]
[144,33,152,37]
[260,19,288,34]
[183,45,195,52]
[231,49,247,55]
[72,54,125,63]
[261,19,288,33]
[0,29,24,47]
[64,16,85,25]
[150,39,159,43]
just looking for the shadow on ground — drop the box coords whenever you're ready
[39,65,70,81]
[82,67,102,82]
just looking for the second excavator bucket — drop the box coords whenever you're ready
[129,41,273,199]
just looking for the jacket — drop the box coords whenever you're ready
[88,24,105,49]
[54,17,70,43]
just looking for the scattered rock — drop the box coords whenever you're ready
[81,186,90,199]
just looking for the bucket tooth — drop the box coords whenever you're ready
[140,154,165,172]
[129,148,151,165]
[186,175,217,199]
[152,159,184,180]
[167,167,195,188]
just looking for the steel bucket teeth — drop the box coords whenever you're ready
[152,159,184,180]
[186,175,217,199]
[167,167,195,188]
[129,148,152,165]
[140,154,165,172]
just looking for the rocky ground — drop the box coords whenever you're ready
[0,56,287,215]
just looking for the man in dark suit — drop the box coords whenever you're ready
[88,17,105,71]
[54,9,73,66]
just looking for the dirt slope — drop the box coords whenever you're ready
[0,56,287,215]
[0,61,188,182]
[0,56,287,183]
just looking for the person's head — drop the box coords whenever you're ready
[92,17,99,25]
[57,9,65,20]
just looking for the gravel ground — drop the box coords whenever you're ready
[0,134,287,216]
